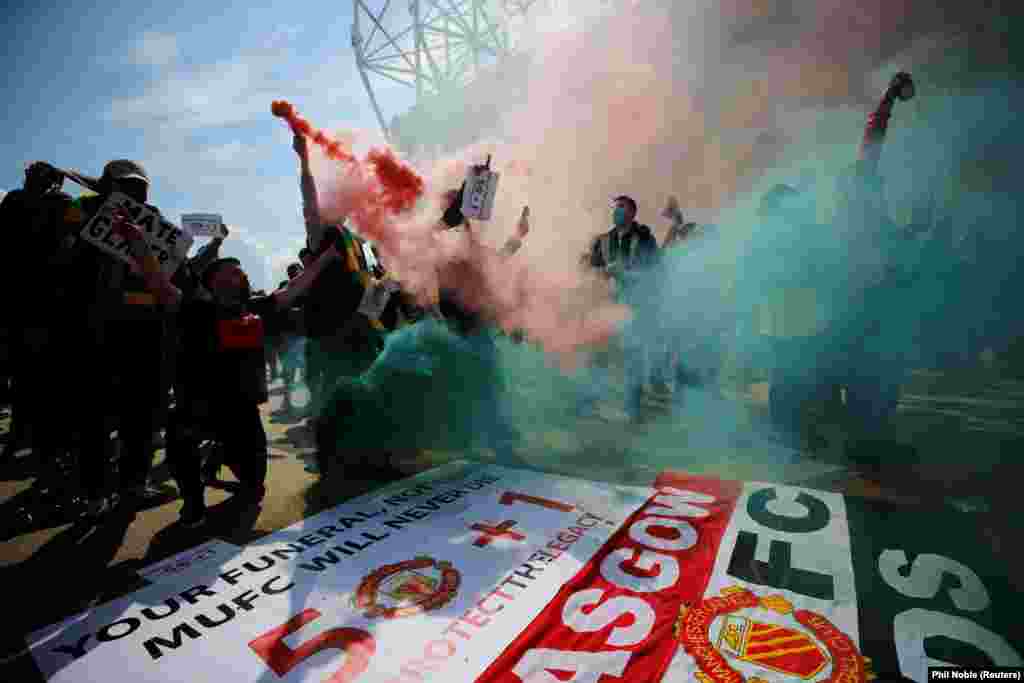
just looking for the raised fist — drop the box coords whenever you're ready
[516,206,530,238]
[662,195,683,222]
[888,72,915,102]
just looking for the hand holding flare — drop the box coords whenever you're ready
[272,99,424,214]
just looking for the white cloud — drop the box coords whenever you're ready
[131,32,180,67]
[100,31,398,289]
[200,141,259,170]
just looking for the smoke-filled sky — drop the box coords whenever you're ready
[2,0,1021,296]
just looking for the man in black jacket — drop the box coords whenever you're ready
[162,236,343,527]
[583,195,659,421]
[59,160,176,519]
[0,162,72,454]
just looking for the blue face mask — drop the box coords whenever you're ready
[612,206,628,227]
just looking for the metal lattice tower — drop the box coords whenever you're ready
[351,0,539,143]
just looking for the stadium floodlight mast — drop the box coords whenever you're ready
[351,0,539,143]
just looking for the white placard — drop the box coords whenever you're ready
[357,279,401,319]
[181,213,225,238]
[361,241,380,271]
[79,192,193,275]
[461,167,500,221]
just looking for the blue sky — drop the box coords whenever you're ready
[2,0,415,289]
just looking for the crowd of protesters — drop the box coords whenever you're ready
[0,69,1003,532]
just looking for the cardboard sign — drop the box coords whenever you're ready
[79,192,193,275]
[462,167,500,221]
[25,462,1023,682]
[182,213,225,238]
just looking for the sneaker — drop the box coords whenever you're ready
[178,502,206,529]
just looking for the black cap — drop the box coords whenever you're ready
[102,159,150,184]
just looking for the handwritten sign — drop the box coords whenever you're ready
[79,192,193,275]
[181,213,225,238]
[462,167,500,221]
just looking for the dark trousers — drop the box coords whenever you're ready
[77,316,165,499]
[166,401,267,506]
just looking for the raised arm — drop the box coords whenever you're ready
[858,72,915,177]
[272,238,342,309]
[498,206,530,259]
[188,226,227,273]
[294,133,325,252]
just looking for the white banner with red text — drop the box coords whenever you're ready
[25,462,1023,682]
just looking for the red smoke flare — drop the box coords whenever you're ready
[272,100,424,213]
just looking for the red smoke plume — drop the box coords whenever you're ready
[272,100,425,213]
[271,101,627,362]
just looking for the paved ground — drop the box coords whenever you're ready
[1,362,1021,679]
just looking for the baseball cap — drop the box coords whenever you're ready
[103,159,150,185]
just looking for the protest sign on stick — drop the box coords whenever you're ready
[462,156,500,221]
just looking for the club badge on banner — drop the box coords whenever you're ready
[79,192,193,275]
[25,462,1023,682]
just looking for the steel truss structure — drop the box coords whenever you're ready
[351,0,538,142]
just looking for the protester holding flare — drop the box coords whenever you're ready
[314,189,534,480]
[290,131,386,475]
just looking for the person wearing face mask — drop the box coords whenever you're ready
[164,240,343,527]
[57,160,179,520]
[582,195,659,421]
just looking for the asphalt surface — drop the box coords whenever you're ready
[1,362,1021,680]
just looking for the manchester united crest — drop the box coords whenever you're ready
[353,556,460,619]
[674,586,875,683]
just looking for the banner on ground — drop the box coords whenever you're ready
[26,462,1022,682]
[137,539,241,588]
[79,192,193,275]
[182,213,226,239]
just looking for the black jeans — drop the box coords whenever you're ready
[166,400,268,507]
[77,316,165,499]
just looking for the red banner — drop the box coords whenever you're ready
[477,473,742,682]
